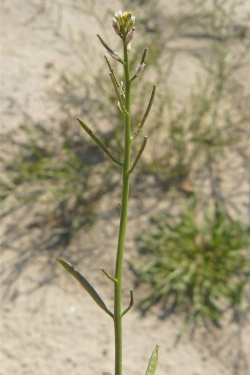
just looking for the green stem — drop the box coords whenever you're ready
[114,36,131,375]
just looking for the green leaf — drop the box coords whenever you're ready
[57,258,113,318]
[145,345,159,375]
[103,373,112,375]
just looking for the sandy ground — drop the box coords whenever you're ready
[1,1,250,375]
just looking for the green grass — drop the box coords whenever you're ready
[135,202,250,327]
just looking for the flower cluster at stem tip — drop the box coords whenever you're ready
[112,10,136,50]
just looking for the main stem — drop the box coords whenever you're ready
[114,37,131,375]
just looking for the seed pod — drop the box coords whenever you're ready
[57,258,113,318]
[145,345,159,375]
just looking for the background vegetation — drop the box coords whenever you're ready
[1,0,250,328]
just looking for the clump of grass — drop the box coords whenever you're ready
[0,122,113,247]
[135,202,250,328]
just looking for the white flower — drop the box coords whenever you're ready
[114,10,123,25]
[107,50,121,61]
[118,81,125,97]
[135,63,146,77]
[112,18,120,34]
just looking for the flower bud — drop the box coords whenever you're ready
[112,18,120,35]
[126,16,135,32]
[114,10,124,25]
[114,10,135,35]
[122,12,132,25]
[126,28,135,43]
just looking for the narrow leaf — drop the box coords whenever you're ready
[145,345,159,375]
[57,258,113,318]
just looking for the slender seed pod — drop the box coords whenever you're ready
[57,258,114,318]
[145,346,159,375]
